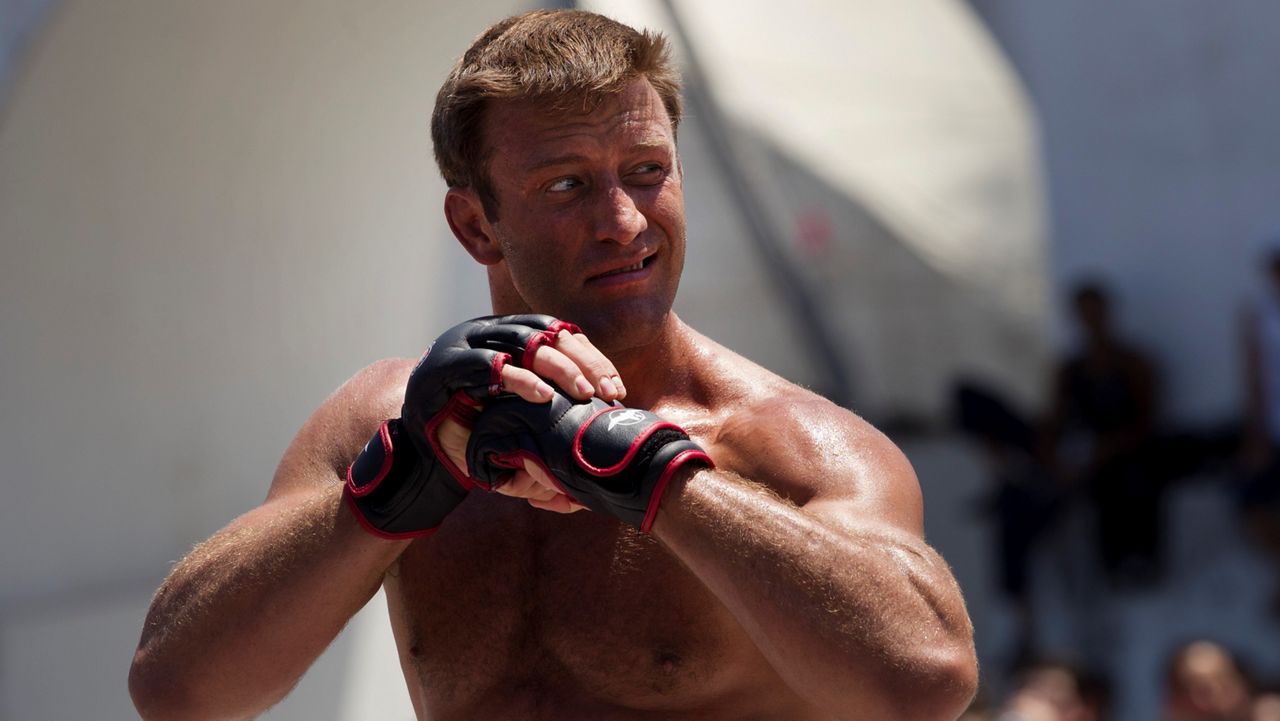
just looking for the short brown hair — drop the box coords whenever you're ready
[430,10,683,218]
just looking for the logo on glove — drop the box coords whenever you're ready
[606,408,648,432]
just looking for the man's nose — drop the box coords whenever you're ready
[593,184,647,245]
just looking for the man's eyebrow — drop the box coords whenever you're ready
[523,143,674,173]
[524,153,590,172]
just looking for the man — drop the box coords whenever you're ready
[995,659,1110,721]
[128,10,977,720]
[1163,641,1253,721]
[1040,282,1162,588]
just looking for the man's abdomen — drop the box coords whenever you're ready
[382,493,815,720]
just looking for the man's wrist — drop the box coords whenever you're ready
[645,462,708,539]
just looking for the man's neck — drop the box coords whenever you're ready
[602,313,695,410]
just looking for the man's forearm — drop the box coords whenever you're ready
[129,485,408,721]
[651,469,977,721]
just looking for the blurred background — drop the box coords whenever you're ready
[1,1,1278,719]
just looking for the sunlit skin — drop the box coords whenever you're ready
[128,76,977,721]
[414,76,977,718]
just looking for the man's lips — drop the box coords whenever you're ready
[587,252,657,282]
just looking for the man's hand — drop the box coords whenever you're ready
[346,315,623,537]
[465,393,714,532]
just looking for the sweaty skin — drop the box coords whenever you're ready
[384,320,974,720]
[129,77,976,721]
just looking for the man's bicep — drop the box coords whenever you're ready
[266,358,413,501]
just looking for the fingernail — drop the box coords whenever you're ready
[536,381,554,399]
[575,376,594,396]
[612,375,626,397]
[599,376,618,398]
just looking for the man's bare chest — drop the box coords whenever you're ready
[382,492,761,713]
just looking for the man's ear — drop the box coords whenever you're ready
[444,187,503,265]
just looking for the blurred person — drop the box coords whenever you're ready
[1252,691,1280,721]
[1163,640,1253,721]
[956,380,1062,664]
[996,659,1109,721]
[1239,241,1280,612]
[126,10,977,721]
[1041,281,1163,588]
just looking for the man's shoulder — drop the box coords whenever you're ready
[315,357,416,421]
[267,357,414,498]
[691,338,912,507]
[355,356,417,397]
[691,332,848,424]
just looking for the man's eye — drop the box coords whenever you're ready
[630,164,667,183]
[546,177,582,193]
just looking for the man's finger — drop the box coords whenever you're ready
[550,330,624,401]
[524,344,597,399]
[493,469,557,501]
[498,366,555,403]
[521,456,563,493]
[434,416,471,474]
[528,494,588,513]
[572,332,626,399]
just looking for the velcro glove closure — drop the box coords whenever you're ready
[344,419,469,539]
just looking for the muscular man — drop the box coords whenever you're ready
[128,10,976,720]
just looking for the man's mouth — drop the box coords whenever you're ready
[589,253,656,281]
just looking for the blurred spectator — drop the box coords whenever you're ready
[1253,691,1280,721]
[955,380,1060,662]
[996,658,1110,721]
[1041,281,1164,588]
[1239,242,1280,612]
[1163,640,1253,721]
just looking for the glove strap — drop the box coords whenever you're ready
[344,419,455,539]
[569,406,715,533]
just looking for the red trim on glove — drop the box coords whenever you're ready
[488,352,511,396]
[424,391,482,489]
[520,320,583,367]
[546,319,582,337]
[342,485,440,540]
[571,408,688,476]
[640,449,715,534]
[345,420,395,498]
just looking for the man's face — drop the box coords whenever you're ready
[478,77,686,352]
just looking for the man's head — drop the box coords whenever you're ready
[1164,640,1252,721]
[1070,280,1112,342]
[434,11,689,353]
[431,10,682,220]
[1001,659,1110,721]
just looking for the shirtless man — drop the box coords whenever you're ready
[128,10,977,720]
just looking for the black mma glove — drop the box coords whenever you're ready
[344,314,581,538]
[466,393,714,533]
